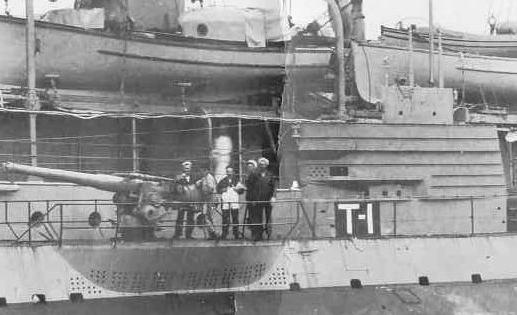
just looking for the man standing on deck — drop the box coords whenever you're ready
[244,159,257,235]
[246,157,275,241]
[173,160,197,239]
[245,159,258,176]
[217,166,242,240]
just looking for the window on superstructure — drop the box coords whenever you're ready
[329,166,348,177]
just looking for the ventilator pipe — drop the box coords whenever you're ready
[428,0,435,87]
[438,28,444,88]
[408,25,414,87]
[25,0,36,99]
[325,0,347,119]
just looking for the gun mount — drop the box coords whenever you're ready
[2,162,175,240]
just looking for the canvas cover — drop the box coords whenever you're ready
[127,0,184,32]
[74,0,184,32]
[179,6,291,47]
[41,8,105,29]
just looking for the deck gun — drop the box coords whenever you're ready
[1,162,180,234]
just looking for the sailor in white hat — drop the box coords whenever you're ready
[179,160,193,181]
[246,159,257,170]
[246,157,275,241]
[257,157,269,167]
[174,160,196,239]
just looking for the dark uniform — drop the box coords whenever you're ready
[173,169,199,239]
[246,168,275,241]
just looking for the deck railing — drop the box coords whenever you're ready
[0,195,510,246]
[0,199,302,246]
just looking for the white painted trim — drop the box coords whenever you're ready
[346,209,353,235]
[367,203,374,234]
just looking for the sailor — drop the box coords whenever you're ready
[488,14,497,35]
[243,159,258,234]
[216,166,242,239]
[245,159,258,175]
[246,157,275,241]
[173,160,197,239]
[195,167,220,241]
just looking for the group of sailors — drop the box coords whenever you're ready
[172,158,275,241]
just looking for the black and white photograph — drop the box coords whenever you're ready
[1,0,517,314]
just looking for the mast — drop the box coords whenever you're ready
[408,25,414,87]
[428,0,435,87]
[25,0,39,167]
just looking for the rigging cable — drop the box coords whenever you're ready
[0,121,266,142]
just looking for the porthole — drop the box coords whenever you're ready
[197,23,208,37]
[88,212,102,228]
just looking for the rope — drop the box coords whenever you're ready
[0,105,367,125]
[0,120,265,142]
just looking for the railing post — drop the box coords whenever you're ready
[4,201,7,227]
[393,201,397,237]
[4,201,9,239]
[27,202,31,246]
[45,200,50,222]
[298,201,316,238]
[311,202,316,238]
[59,204,63,247]
[114,206,120,248]
[470,197,475,235]
[10,141,14,163]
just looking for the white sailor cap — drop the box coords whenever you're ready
[246,160,257,167]
[258,157,269,166]
[182,161,192,167]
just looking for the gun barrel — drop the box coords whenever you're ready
[112,172,175,182]
[2,162,141,192]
